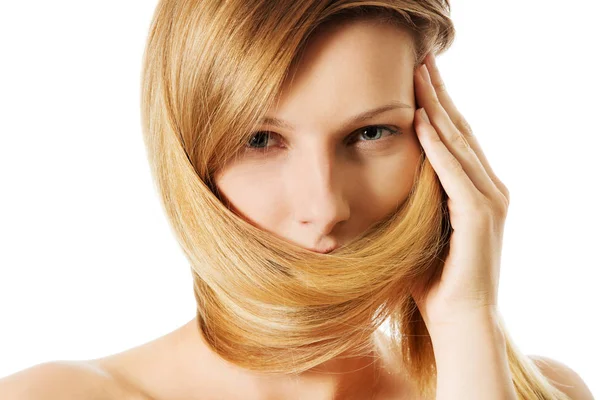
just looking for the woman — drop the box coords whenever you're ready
[0,1,593,399]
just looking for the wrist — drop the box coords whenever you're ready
[427,307,516,400]
[426,306,503,342]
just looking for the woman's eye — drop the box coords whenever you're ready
[346,125,400,144]
[244,125,401,154]
[247,131,275,149]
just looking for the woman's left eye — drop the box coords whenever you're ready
[346,125,400,145]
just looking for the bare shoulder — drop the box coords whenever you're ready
[529,355,595,400]
[0,360,143,400]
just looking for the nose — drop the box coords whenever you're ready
[288,144,350,237]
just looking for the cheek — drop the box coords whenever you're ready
[214,167,285,230]
[357,138,422,215]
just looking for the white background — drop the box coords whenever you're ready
[1,0,598,396]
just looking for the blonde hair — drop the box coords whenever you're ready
[140,1,570,398]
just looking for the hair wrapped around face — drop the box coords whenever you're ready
[140,1,572,398]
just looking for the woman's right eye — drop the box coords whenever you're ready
[245,131,281,154]
[247,132,272,148]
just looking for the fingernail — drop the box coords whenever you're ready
[420,108,430,124]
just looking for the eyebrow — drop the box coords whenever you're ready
[260,100,413,131]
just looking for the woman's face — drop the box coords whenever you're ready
[214,19,422,253]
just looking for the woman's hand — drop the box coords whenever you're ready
[410,53,511,334]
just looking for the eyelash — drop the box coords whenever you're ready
[244,125,401,155]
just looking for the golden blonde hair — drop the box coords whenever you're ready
[140,1,570,398]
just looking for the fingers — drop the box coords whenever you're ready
[415,58,505,210]
[414,107,482,209]
[423,53,510,206]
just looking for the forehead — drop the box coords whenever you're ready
[270,18,415,122]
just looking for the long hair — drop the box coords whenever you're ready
[140,1,570,398]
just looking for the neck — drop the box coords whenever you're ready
[254,345,383,400]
